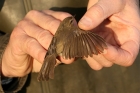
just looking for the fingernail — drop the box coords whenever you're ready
[79,17,93,28]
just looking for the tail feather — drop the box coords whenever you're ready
[37,54,56,81]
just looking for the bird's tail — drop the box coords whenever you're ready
[37,54,56,81]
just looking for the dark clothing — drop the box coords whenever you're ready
[0,0,140,93]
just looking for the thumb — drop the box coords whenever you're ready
[78,0,125,30]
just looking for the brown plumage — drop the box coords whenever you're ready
[37,16,107,81]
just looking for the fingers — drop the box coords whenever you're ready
[10,27,46,63]
[25,10,60,35]
[25,10,72,35]
[32,59,42,72]
[85,39,139,70]
[85,53,113,70]
[17,19,53,50]
[92,54,113,67]
[78,0,125,30]
[42,10,72,20]
[24,10,74,63]
[86,39,139,70]
[85,56,103,70]
[104,41,139,66]
[59,57,75,64]
[22,36,46,63]
[18,10,71,50]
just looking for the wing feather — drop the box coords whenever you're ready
[78,34,84,57]
[82,34,93,57]
[61,28,107,59]
[77,35,82,57]
[91,33,107,49]
[88,33,104,53]
[91,33,107,53]
[73,35,78,57]
[69,33,75,58]
[87,33,100,54]
[80,34,89,57]
[84,33,98,56]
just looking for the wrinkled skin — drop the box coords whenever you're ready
[1,0,140,77]
[78,0,140,70]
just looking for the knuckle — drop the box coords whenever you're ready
[37,31,53,49]
[47,19,59,28]
[109,54,118,62]
[37,30,51,41]
[47,20,60,34]
[123,60,134,67]
[26,10,40,18]
[26,39,36,49]
[17,19,28,27]
[37,30,47,40]
[120,53,135,67]
[11,27,21,38]
[25,38,36,53]
[109,52,134,67]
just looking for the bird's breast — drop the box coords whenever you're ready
[56,41,64,55]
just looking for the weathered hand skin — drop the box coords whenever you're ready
[37,16,107,81]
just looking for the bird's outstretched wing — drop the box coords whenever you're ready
[62,28,107,59]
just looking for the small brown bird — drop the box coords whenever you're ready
[37,16,107,81]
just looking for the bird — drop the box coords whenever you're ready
[37,16,107,81]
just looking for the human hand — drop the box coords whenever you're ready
[1,10,74,77]
[78,0,140,70]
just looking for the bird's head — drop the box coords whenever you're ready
[62,16,77,27]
